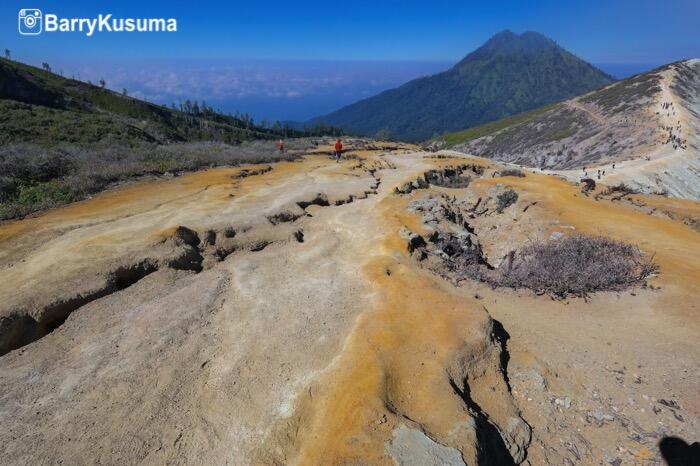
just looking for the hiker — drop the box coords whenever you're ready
[277,139,284,152]
[334,139,343,162]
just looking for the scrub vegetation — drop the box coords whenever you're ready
[0,57,342,219]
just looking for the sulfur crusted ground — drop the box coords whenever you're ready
[0,145,697,465]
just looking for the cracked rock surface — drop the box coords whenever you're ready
[0,147,698,465]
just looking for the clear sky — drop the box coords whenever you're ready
[1,0,698,120]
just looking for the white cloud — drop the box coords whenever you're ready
[60,59,450,119]
[69,59,448,103]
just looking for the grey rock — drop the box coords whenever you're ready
[554,397,572,409]
[399,227,427,253]
[414,177,429,189]
[549,231,564,240]
[386,426,465,466]
[587,410,615,424]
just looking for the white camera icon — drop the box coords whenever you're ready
[18,9,42,35]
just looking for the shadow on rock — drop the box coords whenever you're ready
[659,437,700,466]
[448,378,516,466]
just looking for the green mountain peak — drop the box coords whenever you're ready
[310,31,614,141]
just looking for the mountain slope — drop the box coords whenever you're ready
[446,59,700,199]
[0,58,346,220]
[0,58,339,145]
[309,30,614,141]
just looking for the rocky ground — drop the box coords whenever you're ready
[453,59,700,200]
[0,144,698,465]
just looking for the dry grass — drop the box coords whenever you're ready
[0,140,311,220]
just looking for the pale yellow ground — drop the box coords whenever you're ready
[0,150,697,465]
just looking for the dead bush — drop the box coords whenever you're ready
[411,224,656,298]
[494,235,658,297]
[602,183,636,195]
[496,189,518,213]
[0,145,74,182]
[598,183,638,201]
[424,168,472,188]
[500,168,525,177]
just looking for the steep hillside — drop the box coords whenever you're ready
[446,59,700,199]
[309,30,614,141]
[0,58,339,145]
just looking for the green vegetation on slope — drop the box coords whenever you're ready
[580,67,661,112]
[0,100,161,145]
[0,57,343,146]
[0,57,343,219]
[441,103,560,146]
[437,62,680,170]
[310,30,614,141]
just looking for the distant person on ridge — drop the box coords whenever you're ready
[334,139,343,163]
[277,139,284,152]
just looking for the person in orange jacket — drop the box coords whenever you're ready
[334,139,343,163]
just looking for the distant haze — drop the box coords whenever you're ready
[43,58,657,122]
[1,0,696,123]
[49,59,449,122]
[596,63,661,79]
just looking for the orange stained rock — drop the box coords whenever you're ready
[284,161,700,465]
[476,171,700,289]
[0,157,336,245]
[286,193,497,465]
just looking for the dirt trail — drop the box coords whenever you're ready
[0,149,698,465]
[551,60,700,199]
[564,101,605,125]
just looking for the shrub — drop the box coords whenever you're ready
[424,166,477,188]
[374,128,394,141]
[414,227,657,298]
[496,189,518,213]
[15,181,80,207]
[601,183,636,196]
[0,145,74,182]
[495,235,658,297]
[0,139,310,220]
[500,168,525,177]
[0,177,17,202]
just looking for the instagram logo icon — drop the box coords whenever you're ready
[18,9,43,35]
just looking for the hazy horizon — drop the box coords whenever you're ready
[3,0,696,121]
[2,56,661,122]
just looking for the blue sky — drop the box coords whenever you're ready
[2,0,699,120]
